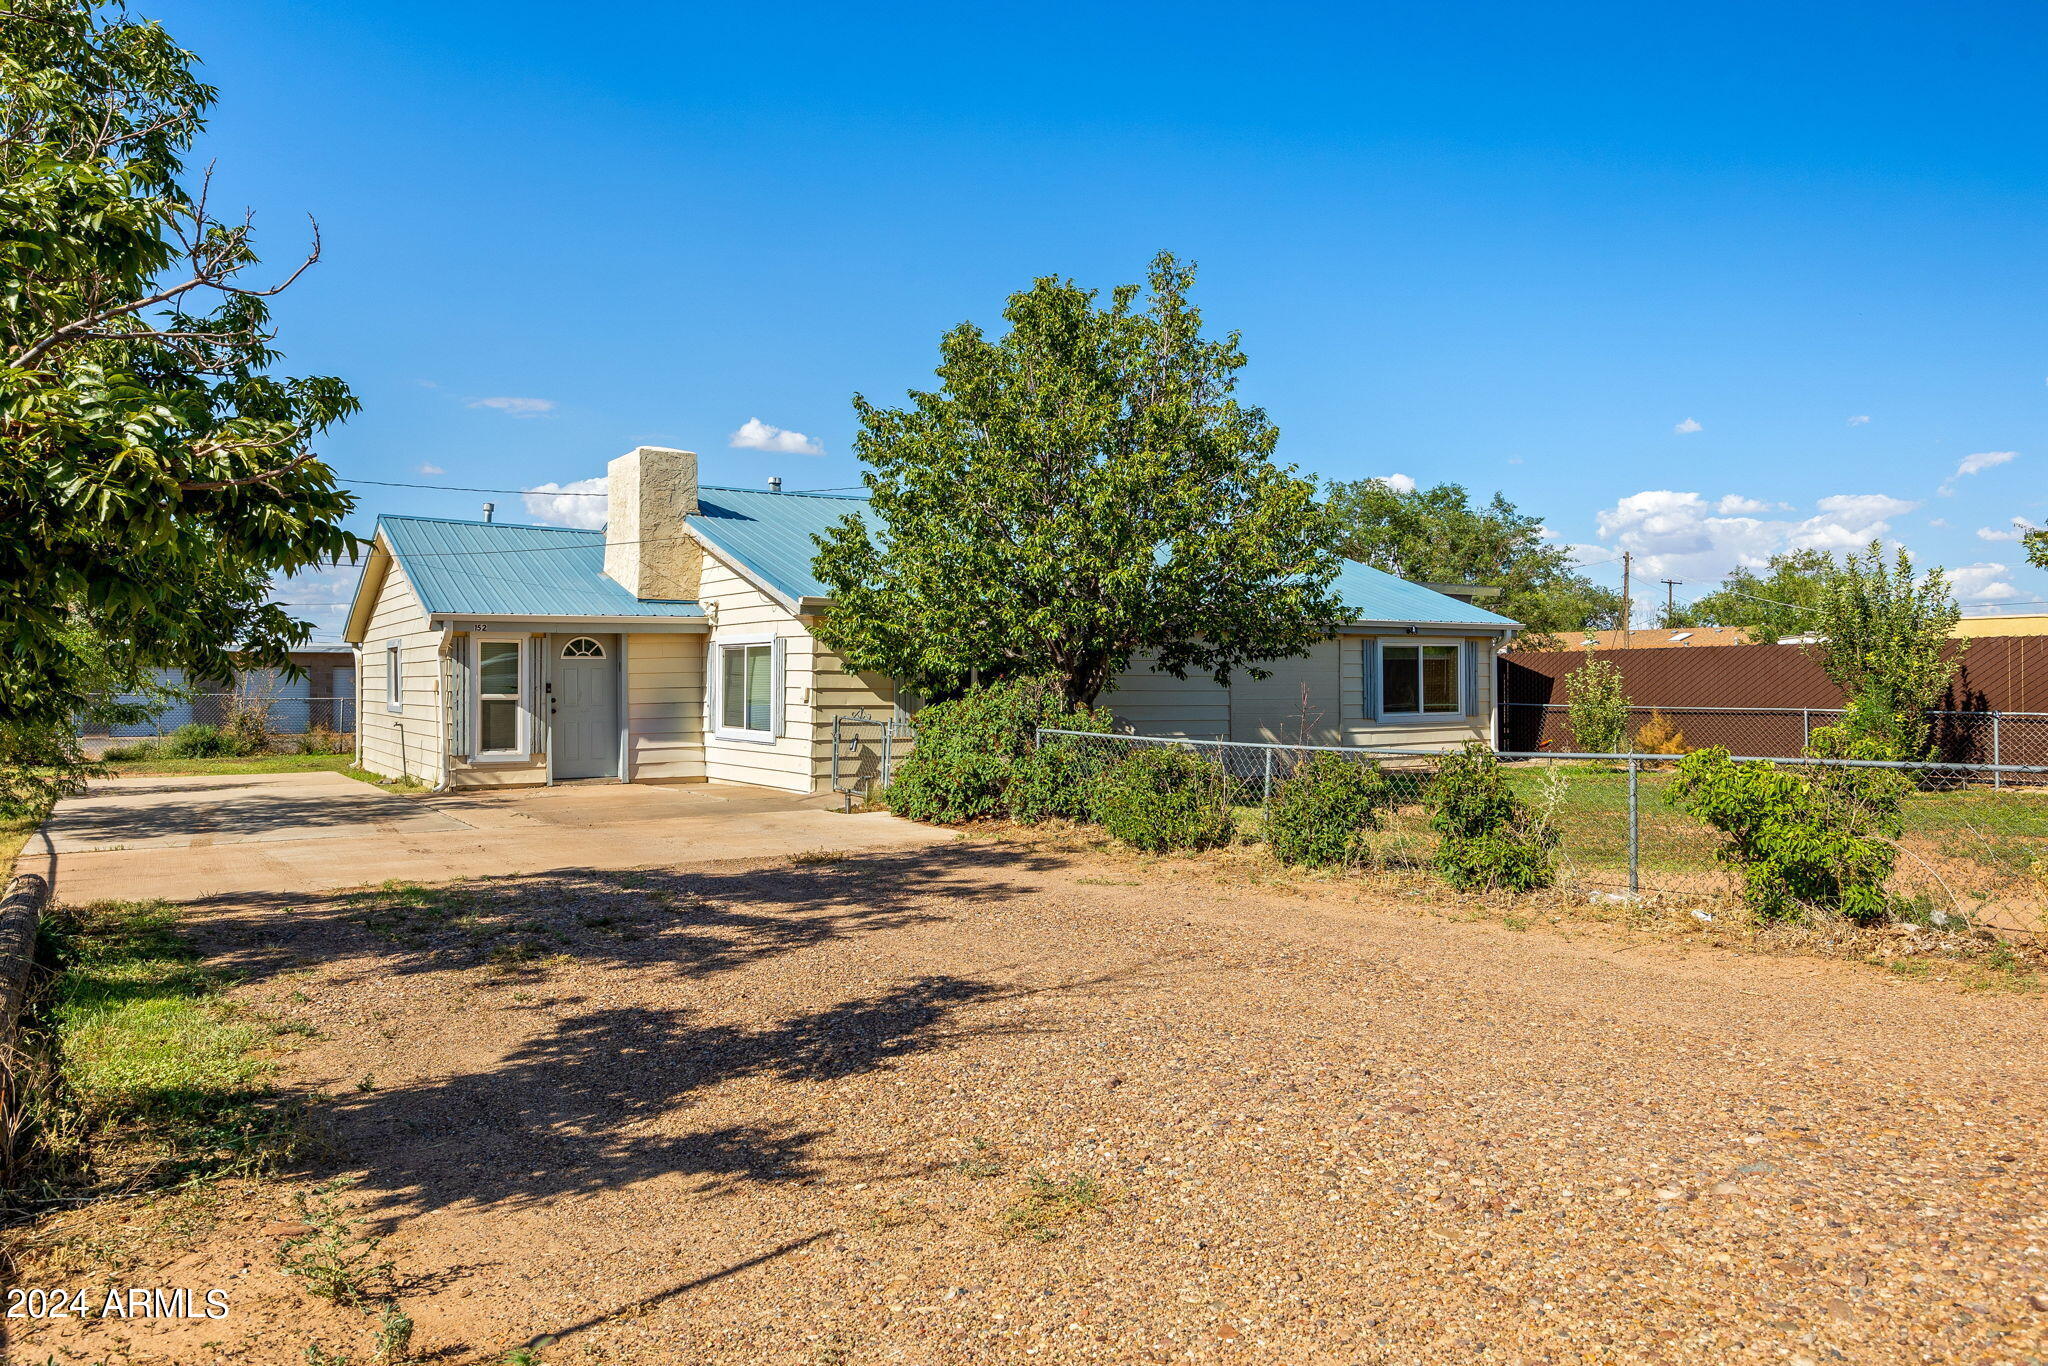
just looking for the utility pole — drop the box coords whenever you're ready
[1661,578,1680,627]
[1620,551,1633,649]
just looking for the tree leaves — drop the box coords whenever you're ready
[1322,477,1620,646]
[1,0,360,740]
[811,252,1343,705]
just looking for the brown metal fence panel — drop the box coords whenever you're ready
[1500,637,2048,764]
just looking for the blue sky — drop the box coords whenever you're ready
[151,0,2048,635]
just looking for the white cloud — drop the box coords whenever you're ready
[1372,473,1418,494]
[417,463,445,476]
[1846,415,1871,427]
[522,477,607,529]
[1591,489,1919,581]
[1975,518,2038,543]
[729,418,824,456]
[1938,449,2017,495]
[1673,418,1703,435]
[268,559,362,641]
[1928,517,1950,529]
[1507,455,1524,465]
[469,396,557,419]
[1716,494,1772,515]
[1949,562,2022,609]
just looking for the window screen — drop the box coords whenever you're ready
[1379,642,1460,715]
[477,639,522,753]
[720,644,773,733]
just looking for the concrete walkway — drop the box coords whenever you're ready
[16,771,945,905]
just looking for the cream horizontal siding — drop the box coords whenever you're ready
[1338,633,1498,751]
[699,552,814,793]
[806,640,902,790]
[1229,639,1345,745]
[1100,652,1231,740]
[628,631,706,781]
[356,556,445,786]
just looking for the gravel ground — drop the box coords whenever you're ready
[13,835,2048,1365]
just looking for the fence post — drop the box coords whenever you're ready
[1262,747,1274,809]
[1993,713,2003,790]
[1800,709,1810,751]
[1626,757,1640,898]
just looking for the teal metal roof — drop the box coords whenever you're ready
[375,495,1515,631]
[688,487,869,603]
[689,487,1516,629]
[1330,561,1519,628]
[377,515,705,619]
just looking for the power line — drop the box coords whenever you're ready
[344,477,867,497]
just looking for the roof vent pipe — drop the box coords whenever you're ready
[768,476,783,494]
[482,501,495,523]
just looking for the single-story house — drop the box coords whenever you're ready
[340,447,1518,793]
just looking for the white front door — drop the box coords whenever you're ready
[550,635,619,779]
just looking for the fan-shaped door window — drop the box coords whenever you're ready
[561,637,606,659]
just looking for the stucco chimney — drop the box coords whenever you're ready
[603,446,702,600]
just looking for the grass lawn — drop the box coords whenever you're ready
[102,752,357,778]
[21,899,310,1197]
[0,810,41,869]
[1500,763,2048,884]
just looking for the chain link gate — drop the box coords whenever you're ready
[830,710,913,810]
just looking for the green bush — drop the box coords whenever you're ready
[883,677,1110,823]
[159,724,243,759]
[1091,746,1232,852]
[1006,738,1109,822]
[1265,753,1395,868]
[1427,742,1555,891]
[1562,649,1629,755]
[1666,731,1908,923]
[101,739,162,762]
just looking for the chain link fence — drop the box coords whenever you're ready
[1037,728,2048,937]
[1504,702,2048,776]
[81,693,356,739]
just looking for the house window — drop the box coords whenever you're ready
[384,641,402,713]
[1380,642,1461,716]
[561,636,605,659]
[474,636,526,758]
[717,642,776,737]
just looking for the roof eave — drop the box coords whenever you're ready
[340,533,394,645]
[1340,617,1520,632]
[427,613,707,632]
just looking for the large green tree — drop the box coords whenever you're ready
[811,253,1343,707]
[1671,549,1837,643]
[2,1,357,801]
[1322,477,1622,647]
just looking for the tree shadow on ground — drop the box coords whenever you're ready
[318,964,1125,1229]
[181,841,1076,996]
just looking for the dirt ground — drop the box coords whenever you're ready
[11,835,2048,1366]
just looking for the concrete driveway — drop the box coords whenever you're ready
[17,771,946,905]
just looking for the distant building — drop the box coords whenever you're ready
[97,646,356,738]
[1953,614,2048,638]
[1576,616,2048,649]
[1572,627,1754,650]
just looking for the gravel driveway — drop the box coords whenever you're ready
[19,837,2048,1365]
